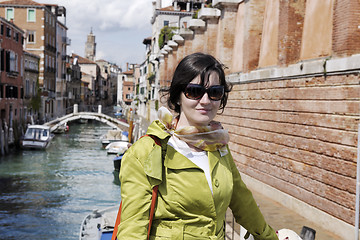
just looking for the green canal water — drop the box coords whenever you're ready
[0,121,121,239]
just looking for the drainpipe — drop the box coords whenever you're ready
[355,123,360,240]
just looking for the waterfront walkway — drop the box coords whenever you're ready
[226,188,343,240]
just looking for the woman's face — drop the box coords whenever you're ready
[177,72,222,128]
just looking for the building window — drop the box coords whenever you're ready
[9,51,17,72]
[0,25,3,35]
[6,27,11,38]
[0,49,4,71]
[25,79,30,96]
[32,81,36,96]
[27,31,35,43]
[164,20,169,27]
[27,9,36,22]
[5,8,14,21]
[128,87,130,90]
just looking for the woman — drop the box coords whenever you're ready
[117,53,278,240]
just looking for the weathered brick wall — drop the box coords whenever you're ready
[218,74,359,225]
[332,0,360,57]
[242,0,266,72]
[278,0,305,66]
[157,0,360,229]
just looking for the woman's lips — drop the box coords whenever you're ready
[197,108,211,114]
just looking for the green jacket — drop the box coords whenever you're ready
[118,120,278,240]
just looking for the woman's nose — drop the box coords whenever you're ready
[199,92,211,104]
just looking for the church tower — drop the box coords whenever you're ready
[85,28,96,61]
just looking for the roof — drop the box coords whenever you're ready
[27,125,50,130]
[122,70,134,75]
[72,53,96,64]
[0,0,44,6]
[159,6,174,11]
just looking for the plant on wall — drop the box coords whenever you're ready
[155,99,159,111]
[158,26,178,49]
[147,72,155,84]
[30,79,41,111]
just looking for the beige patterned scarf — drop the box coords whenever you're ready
[157,107,229,152]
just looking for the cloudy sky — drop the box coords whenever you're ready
[38,0,172,70]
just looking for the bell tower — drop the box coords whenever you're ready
[85,28,96,61]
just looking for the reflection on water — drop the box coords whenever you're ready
[0,121,121,240]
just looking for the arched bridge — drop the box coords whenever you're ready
[44,104,129,133]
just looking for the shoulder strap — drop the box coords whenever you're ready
[112,134,162,240]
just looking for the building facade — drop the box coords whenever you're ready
[55,18,70,117]
[72,53,100,106]
[0,16,24,135]
[23,51,39,124]
[120,68,135,106]
[85,29,96,62]
[0,0,67,122]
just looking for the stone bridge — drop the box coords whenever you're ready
[44,104,129,133]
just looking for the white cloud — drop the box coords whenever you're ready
[38,0,153,67]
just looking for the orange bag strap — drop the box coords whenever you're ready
[111,134,161,240]
[147,185,159,239]
[111,202,122,240]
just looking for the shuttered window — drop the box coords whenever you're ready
[27,9,36,22]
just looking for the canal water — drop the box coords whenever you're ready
[0,121,121,239]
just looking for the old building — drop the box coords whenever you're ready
[71,53,100,106]
[23,51,40,124]
[55,15,70,117]
[96,59,121,106]
[0,0,67,122]
[120,66,135,106]
[66,55,81,107]
[0,16,24,142]
[85,29,96,62]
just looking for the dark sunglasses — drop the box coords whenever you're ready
[184,84,224,101]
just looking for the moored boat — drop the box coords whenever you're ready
[53,122,69,134]
[79,205,119,240]
[105,141,129,155]
[100,130,128,148]
[22,125,54,149]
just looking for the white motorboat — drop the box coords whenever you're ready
[53,122,69,134]
[100,130,128,148]
[22,125,54,149]
[79,205,119,240]
[105,141,129,155]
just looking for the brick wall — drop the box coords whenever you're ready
[158,0,360,230]
[218,73,359,225]
[278,0,305,66]
[332,0,360,57]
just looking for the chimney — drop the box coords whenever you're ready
[186,2,190,12]
[126,62,129,71]
[152,1,156,12]
[156,0,162,9]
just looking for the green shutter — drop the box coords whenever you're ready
[6,8,14,21]
[28,9,35,22]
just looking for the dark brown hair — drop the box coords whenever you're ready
[165,52,232,114]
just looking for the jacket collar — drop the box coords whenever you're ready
[146,120,171,140]
[144,120,222,186]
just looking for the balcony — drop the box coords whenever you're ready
[62,36,71,46]
[7,71,19,78]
